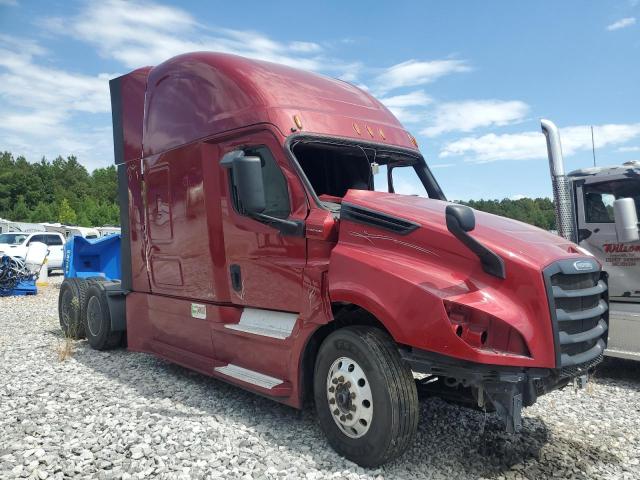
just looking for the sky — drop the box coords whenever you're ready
[0,0,639,201]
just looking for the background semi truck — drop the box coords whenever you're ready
[59,52,609,467]
[542,120,640,361]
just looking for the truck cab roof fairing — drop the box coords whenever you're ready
[141,52,417,157]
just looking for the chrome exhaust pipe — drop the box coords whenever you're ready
[541,119,576,242]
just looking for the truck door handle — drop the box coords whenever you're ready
[230,264,242,292]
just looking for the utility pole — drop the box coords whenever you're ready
[591,126,596,167]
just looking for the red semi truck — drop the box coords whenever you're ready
[59,52,609,466]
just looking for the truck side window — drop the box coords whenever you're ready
[242,146,290,219]
[584,192,615,223]
[583,179,640,224]
[28,234,47,245]
[390,165,428,196]
[46,235,63,246]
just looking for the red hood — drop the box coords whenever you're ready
[341,190,583,270]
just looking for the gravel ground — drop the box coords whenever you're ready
[1,277,640,480]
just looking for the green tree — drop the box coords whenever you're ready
[459,197,556,230]
[58,198,78,225]
[30,201,56,223]
[12,195,30,221]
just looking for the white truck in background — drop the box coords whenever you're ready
[0,231,66,272]
[542,119,640,361]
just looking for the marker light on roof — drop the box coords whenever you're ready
[353,123,362,135]
[379,128,386,140]
[293,115,303,130]
[365,125,374,138]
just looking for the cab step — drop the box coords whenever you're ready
[214,363,290,396]
[224,308,298,340]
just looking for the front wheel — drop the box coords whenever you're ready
[313,326,419,467]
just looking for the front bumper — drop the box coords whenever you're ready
[400,347,602,432]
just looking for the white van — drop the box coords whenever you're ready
[0,231,66,272]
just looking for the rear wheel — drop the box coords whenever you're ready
[313,326,418,467]
[58,278,87,339]
[84,283,122,350]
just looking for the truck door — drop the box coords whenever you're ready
[219,131,308,313]
[44,233,64,269]
[575,175,640,300]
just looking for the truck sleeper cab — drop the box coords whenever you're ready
[59,53,608,467]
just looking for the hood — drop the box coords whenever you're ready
[340,190,586,271]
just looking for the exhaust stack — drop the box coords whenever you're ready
[541,119,576,242]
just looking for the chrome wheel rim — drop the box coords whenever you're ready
[87,296,102,337]
[326,356,373,438]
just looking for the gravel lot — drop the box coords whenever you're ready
[1,277,640,480]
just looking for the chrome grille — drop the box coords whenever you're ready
[544,259,608,369]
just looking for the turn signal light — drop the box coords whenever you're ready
[444,301,530,357]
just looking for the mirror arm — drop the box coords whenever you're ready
[251,213,305,237]
[446,206,506,279]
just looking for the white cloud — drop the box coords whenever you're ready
[510,194,526,200]
[421,99,529,137]
[379,90,433,123]
[441,132,545,162]
[380,90,433,108]
[0,36,114,169]
[337,62,365,83]
[289,41,323,53]
[42,0,326,71]
[607,17,636,31]
[618,146,640,152]
[0,48,111,115]
[0,0,18,6]
[440,123,640,163]
[373,59,470,94]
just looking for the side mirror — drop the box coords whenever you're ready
[614,198,640,243]
[221,150,266,214]
[445,204,506,279]
[446,204,475,232]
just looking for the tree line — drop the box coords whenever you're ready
[458,197,556,231]
[0,151,557,230]
[0,152,119,227]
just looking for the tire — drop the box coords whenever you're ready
[58,278,88,339]
[83,283,122,350]
[313,326,419,467]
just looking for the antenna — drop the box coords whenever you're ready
[591,126,596,167]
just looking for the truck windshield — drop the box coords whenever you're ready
[0,233,28,245]
[289,138,444,208]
